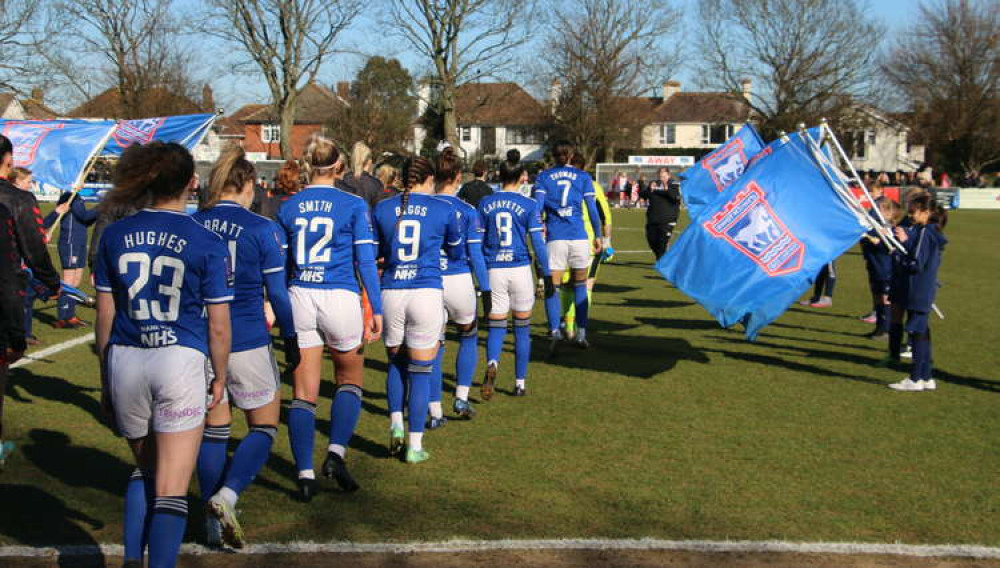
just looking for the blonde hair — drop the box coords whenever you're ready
[204,145,256,209]
[351,141,372,177]
[301,134,343,182]
[8,166,31,185]
[375,162,398,188]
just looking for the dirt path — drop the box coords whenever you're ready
[9,549,1000,568]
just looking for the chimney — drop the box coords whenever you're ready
[201,84,214,111]
[336,81,350,100]
[663,80,681,100]
[30,88,43,103]
[740,78,752,100]
[549,78,562,113]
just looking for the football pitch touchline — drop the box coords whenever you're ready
[9,333,95,369]
[1,539,998,559]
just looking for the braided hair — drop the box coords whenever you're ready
[396,155,434,232]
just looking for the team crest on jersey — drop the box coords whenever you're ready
[3,122,64,167]
[113,118,166,148]
[704,182,804,277]
[702,138,748,191]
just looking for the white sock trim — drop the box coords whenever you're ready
[408,432,423,452]
[217,486,238,508]
[328,444,346,458]
[429,401,443,419]
[298,469,315,480]
[455,385,470,401]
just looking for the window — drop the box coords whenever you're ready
[261,124,280,143]
[850,131,866,159]
[701,124,733,145]
[505,127,542,145]
[461,127,472,142]
[658,124,676,145]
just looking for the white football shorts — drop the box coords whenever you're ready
[443,272,477,326]
[290,287,363,351]
[107,344,208,439]
[207,345,280,410]
[382,288,444,349]
[547,239,592,271]
[488,265,535,314]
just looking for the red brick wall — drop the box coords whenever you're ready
[242,123,325,159]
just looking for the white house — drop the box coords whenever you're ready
[841,105,925,173]
[636,80,753,150]
[0,89,59,120]
[414,82,548,161]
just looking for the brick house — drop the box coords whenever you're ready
[634,80,753,150]
[229,83,345,160]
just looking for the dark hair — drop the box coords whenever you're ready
[506,148,521,164]
[472,159,487,178]
[104,141,194,212]
[434,146,461,185]
[553,141,574,166]
[0,135,11,160]
[301,134,344,181]
[499,160,524,187]
[275,160,301,196]
[204,145,256,209]
[569,153,585,170]
[908,193,948,229]
[398,155,435,228]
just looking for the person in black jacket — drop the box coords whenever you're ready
[0,135,60,342]
[457,159,493,207]
[339,142,383,209]
[639,167,681,259]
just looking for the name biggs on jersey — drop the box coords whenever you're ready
[122,230,187,253]
[394,204,428,217]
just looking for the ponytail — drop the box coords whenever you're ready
[203,145,256,209]
[301,134,344,182]
[433,146,461,189]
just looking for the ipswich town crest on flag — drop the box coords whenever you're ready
[679,123,765,221]
[657,132,865,340]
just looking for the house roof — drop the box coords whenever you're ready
[21,98,58,120]
[68,87,207,119]
[625,92,751,125]
[455,82,548,127]
[0,93,15,115]
[238,83,343,124]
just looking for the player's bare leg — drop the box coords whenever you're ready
[321,347,364,492]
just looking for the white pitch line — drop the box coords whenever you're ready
[1,539,997,559]
[9,333,95,369]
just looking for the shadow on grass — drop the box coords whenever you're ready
[789,306,866,321]
[699,345,887,387]
[0,484,105,566]
[8,368,103,424]
[634,316,722,332]
[541,332,709,379]
[608,298,693,310]
[592,283,639,294]
[20,429,133,497]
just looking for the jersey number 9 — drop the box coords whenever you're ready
[397,220,421,262]
[119,252,185,322]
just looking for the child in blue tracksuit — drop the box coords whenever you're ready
[45,191,97,328]
[861,197,899,338]
[887,194,947,392]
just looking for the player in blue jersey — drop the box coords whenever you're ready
[276,135,383,501]
[192,147,300,548]
[372,156,462,463]
[94,142,233,568]
[430,147,490,423]
[478,160,551,399]
[534,142,603,352]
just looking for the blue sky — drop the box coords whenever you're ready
[209,0,924,112]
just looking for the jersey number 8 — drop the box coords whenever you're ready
[119,252,184,322]
[496,212,513,247]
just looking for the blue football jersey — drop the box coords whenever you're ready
[478,191,543,269]
[533,165,595,241]
[276,185,375,292]
[373,193,462,289]
[435,194,483,276]
[193,201,286,352]
[94,209,233,355]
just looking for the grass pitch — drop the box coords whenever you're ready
[1,207,997,550]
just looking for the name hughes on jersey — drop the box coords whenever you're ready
[122,231,187,253]
[481,199,527,216]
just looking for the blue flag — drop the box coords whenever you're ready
[657,133,865,340]
[680,124,765,221]
[101,113,215,157]
[0,119,116,190]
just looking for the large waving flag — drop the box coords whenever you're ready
[0,119,116,190]
[101,113,215,157]
[680,124,765,220]
[657,133,866,340]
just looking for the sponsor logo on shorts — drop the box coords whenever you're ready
[231,388,272,401]
[159,406,203,420]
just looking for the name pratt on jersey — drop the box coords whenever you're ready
[122,231,187,253]
[200,218,245,239]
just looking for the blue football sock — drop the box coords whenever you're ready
[486,319,507,364]
[407,358,433,434]
[288,399,316,475]
[196,424,230,500]
[429,344,444,404]
[513,317,532,380]
[329,384,362,451]
[66,295,78,320]
[544,292,562,334]
[147,496,187,568]
[222,426,275,496]
[386,353,406,414]
[57,291,72,321]
[889,323,904,359]
[573,282,590,331]
[123,469,150,561]
[456,326,478,388]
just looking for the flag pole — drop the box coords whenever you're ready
[45,122,118,242]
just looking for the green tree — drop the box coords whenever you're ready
[331,57,416,153]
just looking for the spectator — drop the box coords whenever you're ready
[639,167,681,259]
[340,141,383,209]
[457,159,493,207]
[259,160,301,219]
[8,168,56,345]
[375,162,401,200]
